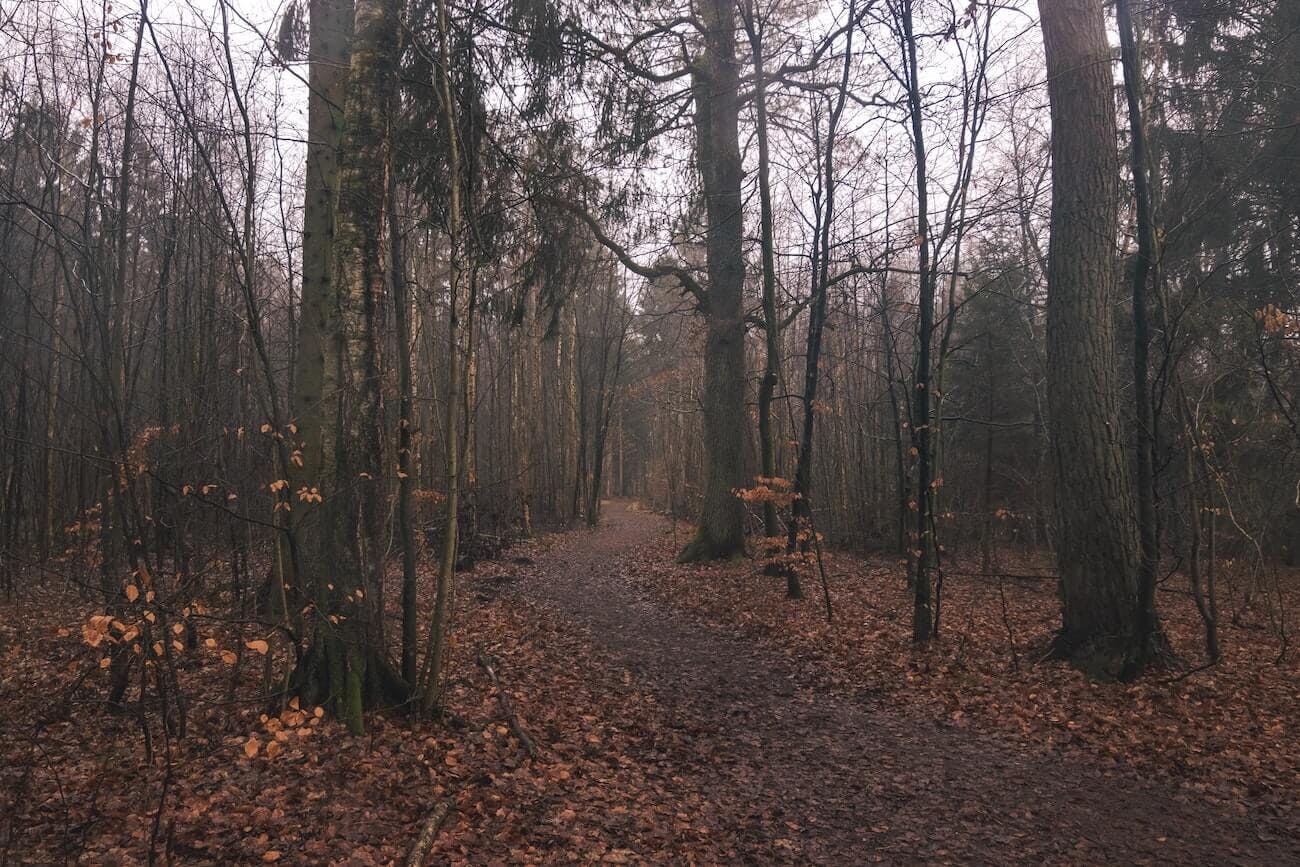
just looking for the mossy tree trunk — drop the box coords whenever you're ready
[295,0,404,732]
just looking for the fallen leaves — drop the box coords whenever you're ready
[7,508,1299,865]
[621,527,1300,843]
[2,524,734,864]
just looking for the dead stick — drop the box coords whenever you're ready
[947,571,1059,582]
[475,647,538,759]
[405,800,453,867]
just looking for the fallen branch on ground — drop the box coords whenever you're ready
[947,571,1058,582]
[476,646,539,760]
[405,800,453,867]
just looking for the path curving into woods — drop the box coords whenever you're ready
[517,500,1297,864]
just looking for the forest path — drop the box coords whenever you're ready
[517,500,1296,864]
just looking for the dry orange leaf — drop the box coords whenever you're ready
[246,639,269,655]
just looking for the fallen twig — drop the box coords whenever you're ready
[1159,660,1220,685]
[405,800,453,867]
[947,570,1058,583]
[476,646,539,760]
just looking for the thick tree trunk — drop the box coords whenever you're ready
[1039,0,1146,678]
[290,0,353,620]
[677,0,747,563]
[296,0,404,733]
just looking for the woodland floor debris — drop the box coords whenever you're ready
[3,501,1299,863]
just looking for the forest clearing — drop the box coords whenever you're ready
[1,0,1298,861]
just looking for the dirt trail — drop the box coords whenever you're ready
[518,501,1297,864]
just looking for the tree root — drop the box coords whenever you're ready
[1043,626,1179,681]
[675,529,745,564]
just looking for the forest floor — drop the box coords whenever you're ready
[3,500,1298,864]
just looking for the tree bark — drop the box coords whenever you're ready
[419,0,464,716]
[1117,0,1166,669]
[390,146,419,687]
[741,3,782,551]
[297,0,403,732]
[1039,0,1145,678]
[290,0,354,622]
[676,0,747,563]
[784,11,855,599]
[901,0,935,643]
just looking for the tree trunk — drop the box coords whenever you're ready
[296,0,404,732]
[879,279,909,557]
[463,267,480,547]
[419,0,464,716]
[587,281,628,527]
[1181,393,1220,663]
[742,4,782,551]
[979,330,997,576]
[677,0,747,563]
[390,148,419,687]
[1117,0,1166,668]
[290,0,353,621]
[902,0,935,643]
[1039,0,1145,678]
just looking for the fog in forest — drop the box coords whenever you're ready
[1,0,1298,861]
